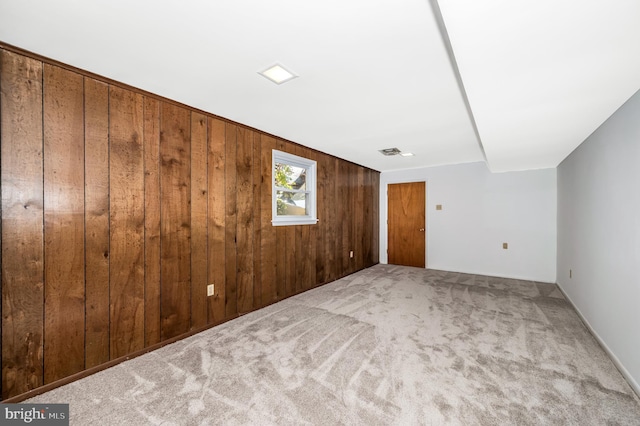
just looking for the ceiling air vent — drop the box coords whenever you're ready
[379,147,402,156]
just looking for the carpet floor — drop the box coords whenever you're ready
[28,265,640,425]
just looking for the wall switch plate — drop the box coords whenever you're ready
[350,250,354,258]
[436,204,443,210]
[503,243,508,249]
[207,284,214,296]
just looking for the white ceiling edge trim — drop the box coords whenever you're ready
[429,0,487,164]
[438,0,640,173]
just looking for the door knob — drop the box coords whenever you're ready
[419,228,425,232]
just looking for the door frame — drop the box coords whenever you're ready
[383,179,427,267]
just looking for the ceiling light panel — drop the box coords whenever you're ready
[259,63,298,85]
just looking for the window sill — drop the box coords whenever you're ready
[271,218,319,226]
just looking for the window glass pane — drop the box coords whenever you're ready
[274,163,306,190]
[272,149,316,226]
[276,191,308,216]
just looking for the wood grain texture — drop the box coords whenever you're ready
[43,64,85,383]
[275,140,288,300]
[295,221,305,293]
[325,157,338,282]
[355,167,365,270]
[0,46,381,401]
[190,112,208,329]
[362,169,373,268]
[274,228,286,296]
[349,163,358,274]
[84,77,110,369]
[315,153,328,285]
[236,127,254,314]
[387,182,425,268]
[207,118,226,323]
[282,141,297,298]
[252,132,262,309]
[260,135,277,305]
[224,123,238,318]
[109,86,145,359]
[371,171,380,264]
[318,156,330,283]
[294,146,305,293]
[143,97,161,346]
[302,147,317,289]
[285,224,296,297]
[159,102,191,340]
[294,144,305,293]
[304,148,318,288]
[1,50,45,399]
[337,160,349,277]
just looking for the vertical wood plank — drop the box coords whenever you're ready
[325,158,338,282]
[337,160,349,277]
[190,112,208,329]
[355,167,365,270]
[109,86,145,359]
[84,77,110,368]
[295,222,305,293]
[252,132,262,309]
[362,169,373,267]
[315,153,327,285]
[294,146,306,293]
[298,147,318,290]
[349,164,357,274]
[236,127,254,313]
[224,123,238,317]
[143,97,161,346]
[1,50,45,399]
[208,118,226,323]
[260,135,277,305]
[295,140,305,294]
[285,225,296,296]
[275,140,288,299]
[159,102,191,340]
[372,171,380,265]
[43,64,85,383]
[282,142,297,297]
[303,147,317,289]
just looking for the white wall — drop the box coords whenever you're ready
[380,162,557,282]
[557,89,640,394]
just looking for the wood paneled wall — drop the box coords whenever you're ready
[0,47,380,400]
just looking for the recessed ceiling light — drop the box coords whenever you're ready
[400,152,414,157]
[259,63,298,85]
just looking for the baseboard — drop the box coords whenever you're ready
[379,262,639,397]
[1,268,373,403]
[418,263,555,284]
[556,283,640,398]
[0,313,240,404]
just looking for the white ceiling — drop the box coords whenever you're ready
[1,0,638,173]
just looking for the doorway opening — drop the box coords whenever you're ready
[387,181,426,267]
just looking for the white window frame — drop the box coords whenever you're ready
[272,149,317,226]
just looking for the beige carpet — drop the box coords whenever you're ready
[28,265,640,425]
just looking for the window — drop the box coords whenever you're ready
[272,149,317,226]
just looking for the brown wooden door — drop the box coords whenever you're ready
[388,182,425,267]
